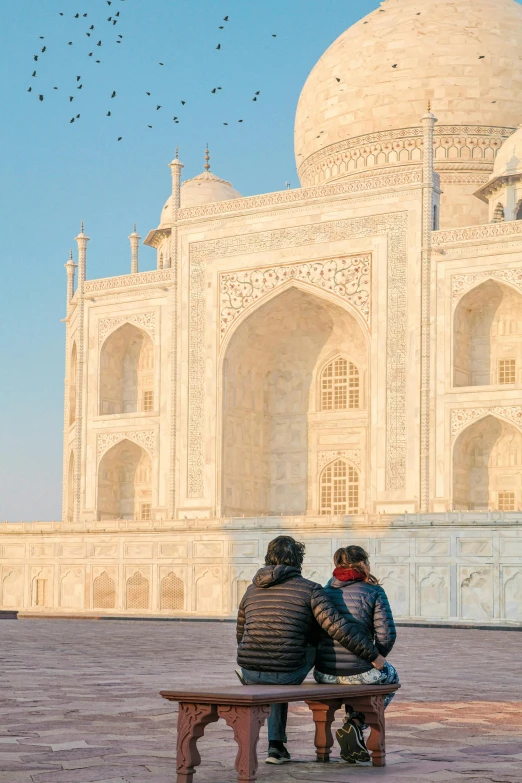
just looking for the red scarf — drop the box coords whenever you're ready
[333,567,366,583]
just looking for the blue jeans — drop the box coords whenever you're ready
[241,646,316,742]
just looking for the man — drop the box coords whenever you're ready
[236,535,385,765]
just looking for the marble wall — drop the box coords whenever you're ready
[1,515,521,624]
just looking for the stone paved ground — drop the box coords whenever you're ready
[1,620,522,783]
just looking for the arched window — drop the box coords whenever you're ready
[492,202,505,223]
[321,357,359,410]
[320,459,359,515]
[161,572,184,610]
[516,199,522,221]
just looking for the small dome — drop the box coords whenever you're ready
[492,125,522,178]
[159,169,241,225]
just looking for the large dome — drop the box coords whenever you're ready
[294,0,522,226]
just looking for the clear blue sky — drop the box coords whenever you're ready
[0,0,382,520]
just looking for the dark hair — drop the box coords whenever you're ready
[334,545,379,585]
[265,536,305,569]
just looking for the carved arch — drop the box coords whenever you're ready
[219,278,371,360]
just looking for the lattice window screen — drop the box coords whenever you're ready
[93,572,116,610]
[498,491,515,511]
[321,357,359,410]
[320,459,359,515]
[499,359,516,385]
[161,572,184,610]
[126,572,149,610]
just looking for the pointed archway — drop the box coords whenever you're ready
[221,285,368,516]
[99,324,154,415]
[454,280,522,387]
[97,439,152,520]
[453,415,522,510]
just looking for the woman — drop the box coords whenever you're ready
[314,545,399,764]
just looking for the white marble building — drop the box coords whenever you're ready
[2,0,522,622]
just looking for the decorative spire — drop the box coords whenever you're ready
[427,100,431,112]
[129,224,141,274]
[175,146,179,159]
[80,220,84,233]
[204,144,210,171]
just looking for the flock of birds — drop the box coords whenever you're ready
[27,2,278,142]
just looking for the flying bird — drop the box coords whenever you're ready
[59,12,63,15]
[147,125,152,128]
[39,94,44,101]
[159,62,164,65]
[74,13,79,18]
[70,117,75,123]
[96,60,100,63]
[69,96,74,101]
[118,34,123,38]
[77,84,83,89]
[223,122,228,125]
[238,119,243,123]
[32,70,36,76]
[219,26,224,29]
[88,52,93,56]
[97,40,102,46]
[68,42,73,45]
[478,55,485,59]
[86,33,91,37]
[76,76,81,81]
[392,63,397,68]
[181,100,186,105]
[211,88,217,93]
[107,111,111,116]
[41,46,46,52]
[255,91,260,95]
[252,97,257,101]
[216,44,221,50]
[223,16,229,21]
[27,87,32,92]
[34,55,38,61]
[146,91,151,95]
[39,36,44,39]
[76,114,80,118]
[89,25,94,29]
[118,137,122,142]
[335,77,341,82]
[111,90,116,97]
[156,105,162,110]
[272,34,277,37]
[53,86,58,90]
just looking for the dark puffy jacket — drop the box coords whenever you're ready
[236,565,379,673]
[315,577,396,676]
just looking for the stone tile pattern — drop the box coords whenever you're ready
[1,620,521,783]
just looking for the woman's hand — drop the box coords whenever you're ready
[371,654,386,670]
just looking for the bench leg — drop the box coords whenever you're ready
[355,695,386,767]
[305,700,343,763]
[218,704,270,783]
[176,702,219,783]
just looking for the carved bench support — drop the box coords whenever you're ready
[305,699,343,762]
[218,704,270,783]
[306,695,387,767]
[176,702,219,783]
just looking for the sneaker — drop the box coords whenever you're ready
[336,718,371,764]
[234,668,247,685]
[265,744,291,765]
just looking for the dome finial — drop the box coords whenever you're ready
[175,146,179,159]
[204,144,210,171]
[427,100,431,112]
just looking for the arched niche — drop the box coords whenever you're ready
[97,439,152,520]
[69,343,77,426]
[221,285,367,517]
[453,415,522,511]
[453,280,522,387]
[99,324,154,416]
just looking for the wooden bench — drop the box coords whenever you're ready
[161,682,400,783]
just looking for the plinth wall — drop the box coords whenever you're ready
[0,514,521,624]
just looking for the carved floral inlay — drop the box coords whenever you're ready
[219,254,371,341]
[452,269,522,302]
[97,430,155,462]
[85,269,173,294]
[317,450,362,471]
[433,220,522,247]
[99,312,156,344]
[451,407,522,437]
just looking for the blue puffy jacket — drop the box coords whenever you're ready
[315,577,396,676]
